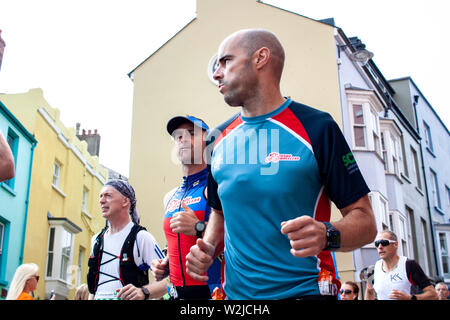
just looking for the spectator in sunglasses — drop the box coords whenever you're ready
[6,263,40,300]
[364,231,438,300]
[340,281,359,300]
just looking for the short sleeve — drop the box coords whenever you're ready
[312,115,370,209]
[207,164,222,211]
[406,259,432,289]
[134,231,165,271]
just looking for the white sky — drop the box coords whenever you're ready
[1,0,448,176]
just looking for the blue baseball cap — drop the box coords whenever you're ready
[166,115,209,136]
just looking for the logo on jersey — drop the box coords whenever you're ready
[342,152,360,174]
[390,273,403,282]
[167,196,201,212]
[265,152,300,163]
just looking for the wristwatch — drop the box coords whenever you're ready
[141,287,150,300]
[322,222,341,251]
[411,294,417,300]
[195,220,206,238]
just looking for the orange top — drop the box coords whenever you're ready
[17,291,34,300]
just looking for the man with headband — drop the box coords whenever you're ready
[87,179,166,300]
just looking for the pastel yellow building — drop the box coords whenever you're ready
[0,89,108,299]
[129,0,355,284]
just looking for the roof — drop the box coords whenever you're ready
[389,76,449,134]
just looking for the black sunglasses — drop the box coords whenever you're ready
[340,289,353,295]
[374,239,396,248]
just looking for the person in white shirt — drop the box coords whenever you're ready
[87,179,166,300]
[364,230,438,300]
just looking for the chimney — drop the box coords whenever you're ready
[76,124,101,157]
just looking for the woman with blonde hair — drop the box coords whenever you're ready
[6,263,40,300]
[74,283,89,300]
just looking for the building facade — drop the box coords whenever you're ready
[0,101,36,299]
[0,89,109,299]
[335,29,437,294]
[390,77,450,285]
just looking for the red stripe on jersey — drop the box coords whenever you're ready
[314,187,331,223]
[214,115,243,148]
[271,107,312,145]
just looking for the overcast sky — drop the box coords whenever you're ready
[1,0,448,176]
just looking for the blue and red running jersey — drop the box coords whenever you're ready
[207,99,370,299]
[163,169,221,292]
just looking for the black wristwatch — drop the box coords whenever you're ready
[322,222,340,251]
[141,287,150,300]
[195,220,206,238]
[411,294,417,300]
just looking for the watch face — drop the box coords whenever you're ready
[196,221,206,232]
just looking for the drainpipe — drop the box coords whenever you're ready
[413,98,440,280]
[19,141,36,263]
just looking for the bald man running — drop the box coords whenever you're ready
[186,29,376,300]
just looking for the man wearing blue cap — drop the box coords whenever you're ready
[151,115,222,300]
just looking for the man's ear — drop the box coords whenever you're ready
[253,47,270,70]
[122,196,130,208]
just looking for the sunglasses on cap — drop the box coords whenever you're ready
[340,289,353,295]
[374,239,396,247]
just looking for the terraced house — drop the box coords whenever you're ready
[0,89,108,299]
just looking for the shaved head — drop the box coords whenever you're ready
[222,29,285,81]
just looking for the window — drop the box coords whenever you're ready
[53,161,61,187]
[430,169,442,210]
[352,104,366,147]
[46,227,55,277]
[390,135,399,176]
[60,229,73,281]
[410,147,422,189]
[445,185,450,207]
[399,216,408,257]
[439,232,450,279]
[5,128,18,189]
[400,135,409,178]
[77,247,85,287]
[381,132,388,170]
[46,219,79,283]
[370,110,381,155]
[423,121,434,153]
[405,206,416,259]
[82,187,88,212]
[380,197,389,230]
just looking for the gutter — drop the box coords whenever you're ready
[19,141,37,263]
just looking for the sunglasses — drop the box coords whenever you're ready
[32,275,40,281]
[374,239,396,247]
[340,289,353,295]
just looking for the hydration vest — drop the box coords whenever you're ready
[87,224,149,294]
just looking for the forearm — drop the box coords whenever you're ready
[335,195,377,251]
[203,209,224,258]
[416,286,438,300]
[144,280,167,300]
